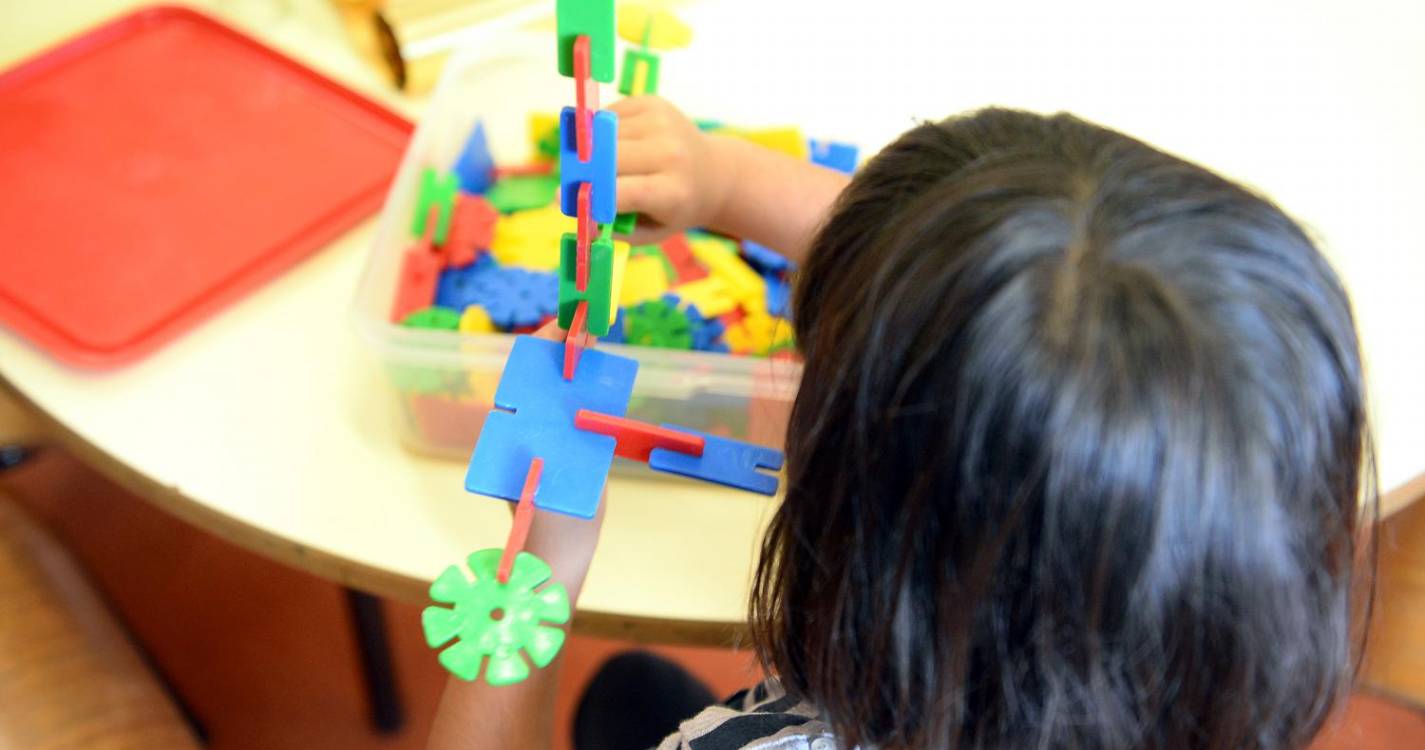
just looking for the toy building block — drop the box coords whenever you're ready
[445,195,497,268]
[620,255,670,306]
[422,547,569,684]
[608,238,629,326]
[497,458,543,583]
[557,232,613,336]
[413,167,459,244]
[557,0,614,82]
[576,183,594,289]
[659,234,707,283]
[402,306,463,330]
[460,305,496,334]
[648,430,783,495]
[809,139,859,175]
[563,301,592,381]
[725,310,783,355]
[618,49,661,96]
[765,274,791,318]
[625,298,692,349]
[611,212,638,236]
[491,203,570,270]
[671,276,736,317]
[529,112,561,161]
[739,239,792,274]
[454,120,495,194]
[391,245,442,322]
[465,336,638,518]
[487,174,561,214]
[437,262,557,330]
[692,239,764,302]
[559,107,617,223]
[572,36,599,161]
[574,409,704,462]
[617,4,693,49]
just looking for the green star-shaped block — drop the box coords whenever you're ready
[421,549,570,685]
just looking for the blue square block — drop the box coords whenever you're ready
[809,139,859,175]
[648,429,784,495]
[558,107,617,223]
[740,240,793,274]
[465,336,638,518]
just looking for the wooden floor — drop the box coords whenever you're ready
[1,447,1421,750]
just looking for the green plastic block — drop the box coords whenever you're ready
[617,48,661,96]
[557,232,613,336]
[401,306,462,330]
[630,244,674,280]
[626,299,692,349]
[557,0,614,82]
[413,168,459,243]
[486,174,560,214]
[611,212,638,236]
[422,549,570,684]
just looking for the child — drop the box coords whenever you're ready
[427,99,1374,750]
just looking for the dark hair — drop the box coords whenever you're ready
[751,108,1374,750]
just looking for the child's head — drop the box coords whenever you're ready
[752,109,1372,749]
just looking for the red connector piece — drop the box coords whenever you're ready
[563,301,592,381]
[389,205,442,321]
[496,457,544,584]
[660,234,707,283]
[573,410,706,463]
[444,194,497,268]
[576,183,593,291]
[572,35,597,162]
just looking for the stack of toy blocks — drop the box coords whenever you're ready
[420,0,785,687]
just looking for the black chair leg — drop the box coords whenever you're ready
[345,588,404,734]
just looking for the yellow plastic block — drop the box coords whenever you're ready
[608,240,630,327]
[687,235,737,258]
[617,4,693,50]
[719,126,808,160]
[619,255,670,306]
[690,240,765,303]
[459,305,495,334]
[671,277,736,317]
[726,311,780,355]
[490,204,570,269]
[529,112,560,161]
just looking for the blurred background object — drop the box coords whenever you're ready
[334,0,547,94]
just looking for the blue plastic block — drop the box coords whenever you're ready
[679,302,726,351]
[465,336,638,518]
[740,240,793,274]
[809,139,859,175]
[765,274,790,319]
[648,430,784,495]
[603,309,626,345]
[558,107,617,223]
[454,120,494,194]
[435,260,556,330]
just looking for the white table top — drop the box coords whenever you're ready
[3,0,1422,642]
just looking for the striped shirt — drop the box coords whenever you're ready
[654,680,842,750]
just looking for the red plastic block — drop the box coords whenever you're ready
[497,457,544,584]
[445,194,496,268]
[574,409,705,463]
[563,301,593,381]
[660,234,707,283]
[576,183,593,291]
[572,35,597,162]
[390,207,442,321]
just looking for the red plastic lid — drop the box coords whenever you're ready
[0,6,412,368]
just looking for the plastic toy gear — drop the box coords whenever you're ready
[625,298,692,349]
[422,548,570,685]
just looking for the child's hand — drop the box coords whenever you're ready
[611,96,733,244]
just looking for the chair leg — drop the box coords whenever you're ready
[345,588,404,734]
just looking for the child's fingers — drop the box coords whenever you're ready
[530,318,566,342]
[616,173,683,220]
[616,138,670,176]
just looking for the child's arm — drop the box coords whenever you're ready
[611,96,851,266]
[425,324,604,750]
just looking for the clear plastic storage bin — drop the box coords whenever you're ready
[352,30,801,461]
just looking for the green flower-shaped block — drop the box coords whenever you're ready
[422,548,570,685]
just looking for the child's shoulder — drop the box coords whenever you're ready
[655,679,840,750]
